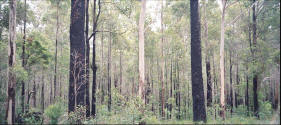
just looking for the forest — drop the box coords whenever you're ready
[0,0,280,124]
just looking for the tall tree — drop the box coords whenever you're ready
[54,0,60,100]
[229,51,233,114]
[21,0,27,114]
[69,0,85,112]
[219,0,227,119]
[203,1,212,107]
[6,0,16,123]
[108,29,112,112]
[190,0,207,122]
[252,0,259,118]
[160,0,165,118]
[138,0,146,103]
[85,0,90,117]
[91,0,101,117]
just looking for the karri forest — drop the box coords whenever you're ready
[0,0,280,124]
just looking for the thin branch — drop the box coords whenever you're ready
[226,0,259,27]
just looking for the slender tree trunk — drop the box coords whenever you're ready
[6,0,16,123]
[101,24,104,104]
[119,51,122,94]
[91,0,99,116]
[69,0,85,113]
[235,61,240,107]
[160,0,165,118]
[169,59,172,119]
[138,0,146,103]
[33,80,36,107]
[190,0,207,122]
[219,0,226,120]
[108,28,112,112]
[84,0,90,117]
[54,1,59,101]
[41,70,45,112]
[252,0,259,118]
[245,68,249,116]
[21,0,27,114]
[229,51,233,114]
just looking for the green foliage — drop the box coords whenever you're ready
[259,101,273,120]
[44,102,64,124]
[67,106,87,124]
[20,108,43,124]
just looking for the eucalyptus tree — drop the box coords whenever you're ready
[190,0,206,122]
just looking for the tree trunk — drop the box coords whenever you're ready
[219,0,226,120]
[84,0,90,117]
[245,65,249,116]
[108,29,112,112]
[6,0,16,123]
[69,0,85,113]
[190,0,207,122]
[119,51,122,94]
[169,59,172,119]
[229,51,233,114]
[33,80,36,108]
[160,0,165,118]
[21,0,27,114]
[54,1,59,101]
[252,0,259,118]
[41,71,45,112]
[138,0,146,103]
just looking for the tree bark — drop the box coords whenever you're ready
[69,0,85,113]
[138,0,146,103]
[229,51,233,114]
[85,0,90,117]
[41,71,45,112]
[119,51,122,94]
[108,28,112,112]
[54,1,59,101]
[160,0,165,118]
[6,0,16,123]
[252,0,259,118]
[21,0,27,114]
[219,0,226,120]
[190,0,206,122]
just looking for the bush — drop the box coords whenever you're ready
[17,108,43,124]
[44,102,64,124]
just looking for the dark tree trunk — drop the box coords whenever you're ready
[33,80,36,107]
[41,71,45,112]
[21,0,27,114]
[85,0,90,117]
[245,66,249,116]
[229,51,233,114]
[108,30,112,112]
[206,58,212,107]
[252,0,259,118]
[69,0,85,113]
[176,61,181,119]
[190,0,207,122]
[169,59,172,119]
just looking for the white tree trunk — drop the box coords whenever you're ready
[138,0,146,102]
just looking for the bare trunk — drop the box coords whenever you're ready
[21,0,27,114]
[219,0,226,120]
[85,0,90,117]
[54,1,59,101]
[138,0,146,103]
[6,0,16,123]
[160,0,165,118]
